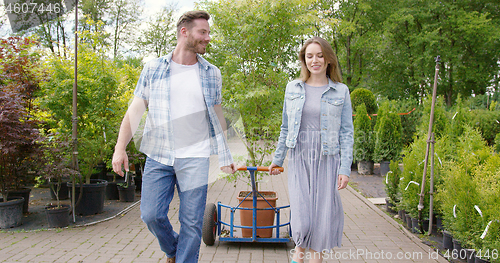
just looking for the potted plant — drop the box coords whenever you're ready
[39,24,134,215]
[0,89,31,228]
[40,133,78,228]
[117,172,136,202]
[384,160,401,213]
[219,115,280,238]
[373,101,402,176]
[0,37,46,216]
[353,103,375,174]
[0,37,44,226]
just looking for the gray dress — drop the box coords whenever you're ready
[288,83,344,252]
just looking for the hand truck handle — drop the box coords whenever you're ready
[237,166,284,172]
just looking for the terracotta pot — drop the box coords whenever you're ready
[237,191,277,238]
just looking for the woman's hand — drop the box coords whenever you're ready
[338,174,349,190]
[268,163,283,175]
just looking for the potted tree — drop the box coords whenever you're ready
[0,36,46,215]
[353,103,375,174]
[373,102,403,176]
[39,24,133,216]
[0,89,33,228]
[384,160,401,213]
[40,133,78,228]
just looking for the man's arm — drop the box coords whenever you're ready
[112,97,148,176]
[214,104,227,133]
[213,104,236,173]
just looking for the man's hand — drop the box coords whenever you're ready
[338,174,349,190]
[268,163,283,175]
[221,163,237,174]
[112,149,129,177]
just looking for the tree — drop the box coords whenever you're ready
[0,37,45,198]
[201,0,315,169]
[353,103,374,162]
[109,0,143,59]
[79,0,112,32]
[135,4,176,58]
[367,0,500,105]
[39,26,139,183]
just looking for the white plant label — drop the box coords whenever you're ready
[453,204,457,218]
[405,181,420,191]
[435,152,442,166]
[474,205,483,217]
[480,220,493,239]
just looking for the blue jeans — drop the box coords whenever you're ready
[140,157,209,263]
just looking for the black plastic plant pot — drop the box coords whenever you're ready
[0,197,24,228]
[117,184,136,202]
[68,179,108,216]
[45,204,70,228]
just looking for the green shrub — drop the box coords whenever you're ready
[468,109,500,145]
[448,95,471,144]
[393,99,421,147]
[353,103,374,162]
[350,88,377,115]
[385,160,401,204]
[373,102,402,162]
[417,96,449,139]
[436,126,491,249]
[400,134,451,219]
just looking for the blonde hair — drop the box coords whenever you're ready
[298,37,342,83]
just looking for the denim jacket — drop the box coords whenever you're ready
[272,79,354,176]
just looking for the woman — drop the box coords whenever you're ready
[269,36,353,263]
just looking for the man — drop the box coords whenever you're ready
[112,10,236,263]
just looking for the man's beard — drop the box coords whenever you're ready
[187,37,207,54]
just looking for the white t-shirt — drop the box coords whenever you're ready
[169,60,211,158]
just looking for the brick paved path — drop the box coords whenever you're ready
[0,141,447,262]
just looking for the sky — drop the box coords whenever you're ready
[143,0,198,20]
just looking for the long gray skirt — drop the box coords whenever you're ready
[288,130,344,252]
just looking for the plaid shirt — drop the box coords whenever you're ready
[134,52,233,167]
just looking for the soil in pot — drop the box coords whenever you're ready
[237,191,277,238]
[442,230,453,250]
[0,197,24,228]
[68,179,108,216]
[7,187,31,214]
[45,204,70,228]
[117,185,136,202]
